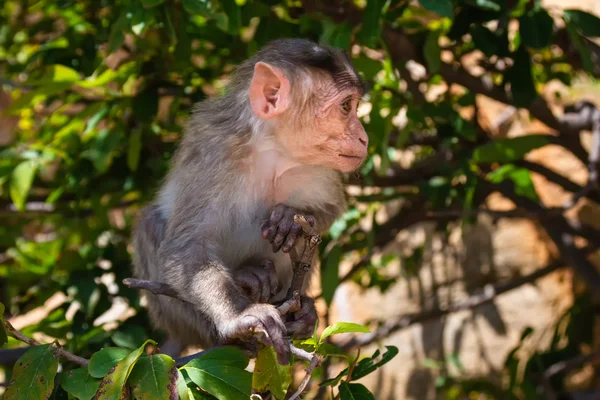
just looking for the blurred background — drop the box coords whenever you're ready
[2,0,600,398]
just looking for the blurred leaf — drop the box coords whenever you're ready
[4,344,59,400]
[221,0,242,34]
[111,325,150,349]
[565,21,595,73]
[357,0,385,47]
[88,347,132,378]
[81,129,121,173]
[141,0,165,7]
[252,347,292,400]
[321,245,342,307]
[181,0,212,15]
[0,303,7,346]
[424,30,441,73]
[128,354,177,400]
[10,160,37,211]
[60,368,101,400]
[181,347,252,400]
[564,9,600,37]
[27,65,81,85]
[320,322,370,343]
[94,340,156,400]
[488,165,540,202]
[339,382,375,400]
[108,14,126,54]
[176,370,191,400]
[505,47,537,107]
[475,0,501,11]
[419,0,453,18]
[128,129,142,171]
[471,135,550,163]
[519,6,554,49]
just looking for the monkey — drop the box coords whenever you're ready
[131,38,369,365]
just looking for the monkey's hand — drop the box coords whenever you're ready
[285,296,318,339]
[233,259,281,303]
[221,303,290,365]
[261,204,315,253]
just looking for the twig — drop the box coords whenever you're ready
[288,349,322,400]
[544,350,600,379]
[2,319,89,366]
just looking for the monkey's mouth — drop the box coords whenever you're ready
[339,154,363,159]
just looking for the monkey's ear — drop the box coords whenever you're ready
[249,62,290,119]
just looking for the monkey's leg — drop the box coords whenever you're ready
[285,296,318,339]
[261,204,315,253]
[233,259,281,303]
[159,337,185,357]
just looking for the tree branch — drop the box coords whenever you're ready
[2,319,89,366]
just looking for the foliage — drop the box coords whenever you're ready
[1,0,600,398]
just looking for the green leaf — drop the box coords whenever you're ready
[128,354,177,400]
[320,346,398,387]
[475,0,501,11]
[564,9,600,37]
[94,340,156,400]
[108,15,126,54]
[221,0,241,34]
[60,368,101,400]
[10,160,37,211]
[424,30,441,74]
[0,303,7,346]
[339,382,375,400]
[565,21,595,73]
[252,347,292,400]
[181,347,251,400]
[321,245,342,307]
[88,347,132,378]
[487,165,540,202]
[181,0,212,15]
[26,65,81,85]
[4,344,59,400]
[419,0,453,18]
[505,46,537,107]
[176,370,191,400]
[141,0,165,7]
[351,346,399,380]
[127,129,142,172]
[320,322,370,343]
[519,7,554,49]
[357,0,385,47]
[471,135,550,163]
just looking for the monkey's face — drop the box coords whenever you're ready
[248,61,369,173]
[292,88,368,173]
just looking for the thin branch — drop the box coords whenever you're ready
[2,319,89,366]
[340,260,566,349]
[544,350,600,379]
[288,349,322,400]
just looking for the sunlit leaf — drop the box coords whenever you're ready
[471,135,550,163]
[181,347,251,400]
[320,322,370,343]
[60,368,101,400]
[4,344,59,400]
[181,0,212,15]
[94,340,156,400]
[88,347,131,378]
[10,160,37,211]
[339,382,375,400]
[252,347,292,400]
[128,354,177,400]
[26,65,81,85]
[487,165,540,202]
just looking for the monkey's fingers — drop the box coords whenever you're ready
[260,315,290,365]
[262,204,287,239]
[286,297,318,339]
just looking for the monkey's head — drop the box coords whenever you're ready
[239,39,369,173]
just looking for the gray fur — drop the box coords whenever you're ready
[132,38,358,355]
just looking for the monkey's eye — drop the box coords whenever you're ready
[340,99,352,115]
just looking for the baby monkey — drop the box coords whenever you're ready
[132,38,369,365]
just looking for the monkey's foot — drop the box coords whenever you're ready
[261,204,315,253]
[233,259,280,303]
[285,296,318,339]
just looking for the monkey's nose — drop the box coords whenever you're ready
[358,137,368,148]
